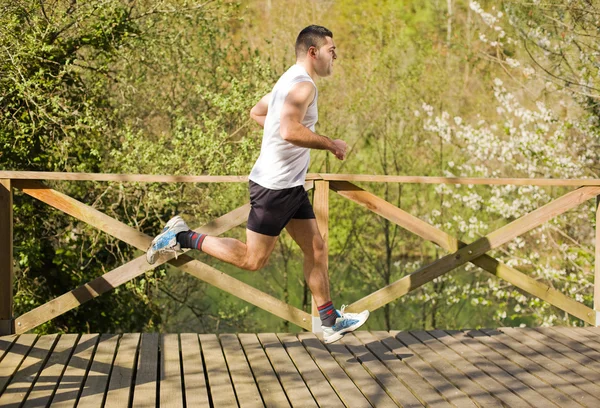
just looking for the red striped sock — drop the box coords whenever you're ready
[318,301,338,327]
[176,230,207,251]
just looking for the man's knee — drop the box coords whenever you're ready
[243,255,269,271]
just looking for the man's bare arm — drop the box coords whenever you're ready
[279,82,347,160]
[250,92,271,128]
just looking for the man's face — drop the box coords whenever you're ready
[313,36,337,77]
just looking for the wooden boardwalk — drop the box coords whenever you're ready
[2,327,600,407]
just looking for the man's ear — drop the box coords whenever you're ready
[308,46,318,59]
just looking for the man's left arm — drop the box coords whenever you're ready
[250,93,271,128]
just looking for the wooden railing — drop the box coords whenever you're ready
[1,171,600,335]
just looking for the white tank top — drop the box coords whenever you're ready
[249,65,318,189]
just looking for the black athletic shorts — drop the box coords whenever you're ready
[247,180,316,236]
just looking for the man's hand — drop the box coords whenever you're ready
[330,139,347,160]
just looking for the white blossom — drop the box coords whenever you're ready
[505,58,520,68]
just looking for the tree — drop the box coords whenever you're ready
[1,0,261,333]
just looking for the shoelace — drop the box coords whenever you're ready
[159,247,180,260]
[153,242,183,260]
[339,304,348,316]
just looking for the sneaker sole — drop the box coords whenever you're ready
[146,217,189,265]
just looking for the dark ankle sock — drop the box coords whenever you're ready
[176,230,207,251]
[318,301,339,327]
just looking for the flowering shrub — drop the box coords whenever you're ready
[412,2,600,327]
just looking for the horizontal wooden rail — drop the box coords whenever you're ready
[3,171,600,335]
[0,171,250,183]
[2,171,600,186]
[320,174,600,186]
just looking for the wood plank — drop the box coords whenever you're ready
[12,201,250,333]
[0,179,13,336]
[0,335,17,364]
[330,181,458,251]
[545,327,600,361]
[314,180,329,243]
[14,176,246,253]
[173,257,311,330]
[410,330,511,407]
[583,326,600,336]
[0,334,58,406]
[173,259,311,330]
[428,330,535,407]
[321,173,600,186]
[371,331,477,408]
[6,170,600,186]
[596,195,600,319]
[328,334,418,407]
[14,258,158,334]
[78,334,119,407]
[14,180,152,248]
[351,331,454,408]
[220,334,264,408]
[277,333,344,408]
[343,184,600,315]
[438,187,600,268]
[393,330,501,407]
[471,255,595,324]
[3,171,250,183]
[257,333,317,408]
[555,327,600,348]
[14,182,311,331]
[499,328,600,393]
[199,334,237,407]
[180,333,210,408]
[312,180,330,333]
[50,334,99,408]
[524,328,600,374]
[159,334,183,408]
[132,333,159,408]
[22,334,79,408]
[296,332,372,408]
[237,333,289,408]
[480,329,598,407]
[451,330,565,407]
[104,333,140,407]
[330,181,595,324]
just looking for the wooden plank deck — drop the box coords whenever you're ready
[1,327,600,407]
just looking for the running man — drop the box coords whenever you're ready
[147,25,369,344]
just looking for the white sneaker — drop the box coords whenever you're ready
[322,306,370,344]
[146,216,190,264]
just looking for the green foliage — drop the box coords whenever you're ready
[4,0,599,334]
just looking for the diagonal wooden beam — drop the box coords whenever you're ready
[12,203,252,333]
[331,181,600,324]
[14,256,152,333]
[12,180,312,331]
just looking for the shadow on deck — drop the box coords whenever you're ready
[1,327,600,407]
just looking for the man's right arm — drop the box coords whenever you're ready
[279,82,347,160]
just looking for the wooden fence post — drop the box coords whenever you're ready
[312,180,329,333]
[0,179,14,335]
[594,196,600,326]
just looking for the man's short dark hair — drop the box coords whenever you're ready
[295,25,333,58]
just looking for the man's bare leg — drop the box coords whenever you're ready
[201,229,279,271]
[285,218,330,306]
